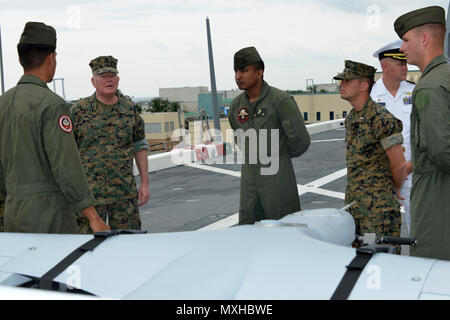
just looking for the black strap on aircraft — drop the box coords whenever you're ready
[330,247,374,300]
[38,230,146,290]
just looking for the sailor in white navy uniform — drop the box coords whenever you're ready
[370,39,415,234]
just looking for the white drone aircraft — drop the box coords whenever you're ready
[0,207,449,300]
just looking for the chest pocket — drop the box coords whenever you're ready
[350,119,375,154]
[76,112,101,149]
[114,111,135,149]
[251,106,277,129]
[401,103,412,116]
[252,107,267,118]
[412,113,426,152]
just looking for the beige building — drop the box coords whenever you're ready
[374,70,421,83]
[158,86,242,114]
[188,118,232,146]
[141,111,232,150]
[295,70,421,124]
[141,112,185,141]
[159,86,209,113]
[141,110,233,150]
[159,86,208,102]
[294,93,351,124]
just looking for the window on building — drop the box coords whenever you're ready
[164,122,169,133]
[303,112,308,121]
[329,111,334,120]
[316,112,321,121]
[342,111,347,118]
[170,121,175,132]
[145,123,162,134]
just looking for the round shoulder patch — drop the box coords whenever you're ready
[237,106,249,123]
[59,115,73,133]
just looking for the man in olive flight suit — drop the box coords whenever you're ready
[395,6,450,260]
[335,60,406,248]
[0,22,109,234]
[228,47,310,225]
[0,196,4,232]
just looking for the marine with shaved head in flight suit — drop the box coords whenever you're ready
[394,6,450,260]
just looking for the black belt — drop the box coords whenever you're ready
[330,248,374,300]
[39,230,146,290]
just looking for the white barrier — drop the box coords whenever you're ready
[133,143,228,175]
[306,119,345,135]
[133,119,345,175]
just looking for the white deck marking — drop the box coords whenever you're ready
[198,213,239,231]
[311,139,345,143]
[302,168,347,189]
[185,163,241,177]
[297,185,345,199]
[186,163,346,198]
[186,162,348,230]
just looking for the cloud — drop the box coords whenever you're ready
[0,0,448,99]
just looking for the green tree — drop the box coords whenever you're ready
[117,89,142,113]
[147,97,180,112]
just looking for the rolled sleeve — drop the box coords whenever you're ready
[134,138,149,153]
[68,193,95,214]
[375,109,403,150]
[380,132,403,150]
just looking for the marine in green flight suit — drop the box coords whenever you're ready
[0,192,4,232]
[228,47,310,225]
[395,6,450,260]
[0,22,108,234]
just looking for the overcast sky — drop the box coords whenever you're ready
[0,0,448,100]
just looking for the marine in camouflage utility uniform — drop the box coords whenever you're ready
[335,60,404,243]
[345,99,403,238]
[70,56,147,233]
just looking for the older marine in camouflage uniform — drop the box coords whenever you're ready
[70,56,148,233]
[335,61,405,246]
